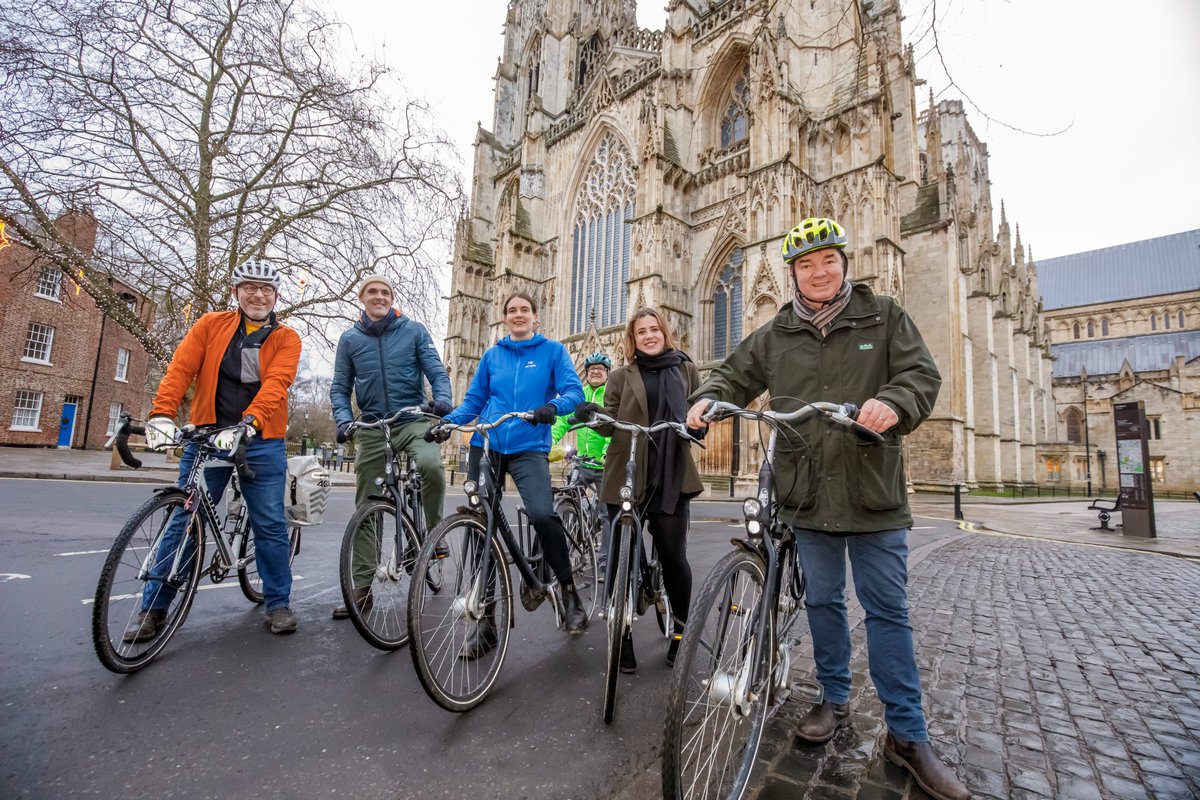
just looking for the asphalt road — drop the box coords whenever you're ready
[0,478,962,800]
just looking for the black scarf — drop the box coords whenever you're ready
[634,348,690,514]
[360,308,398,337]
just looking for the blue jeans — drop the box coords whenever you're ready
[142,437,293,613]
[793,528,928,742]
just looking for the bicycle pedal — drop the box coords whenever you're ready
[518,581,547,613]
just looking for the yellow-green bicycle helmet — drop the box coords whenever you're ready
[781,217,848,262]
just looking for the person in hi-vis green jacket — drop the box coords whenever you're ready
[551,352,612,561]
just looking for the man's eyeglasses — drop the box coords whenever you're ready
[238,284,277,297]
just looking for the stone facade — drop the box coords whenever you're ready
[444,0,1049,489]
[0,213,154,448]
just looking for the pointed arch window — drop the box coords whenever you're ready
[1179,310,1186,327]
[1101,318,1109,336]
[711,248,745,360]
[1072,321,1080,339]
[720,64,750,149]
[576,34,602,90]
[570,133,635,334]
[1163,312,1171,330]
[1086,320,1095,338]
[1065,408,1083,444]
[525,35,542,100]
[1151,314,1157,331]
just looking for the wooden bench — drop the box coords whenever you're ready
[1087,495,1122,530]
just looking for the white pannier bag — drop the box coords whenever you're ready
[284,455,330,526]
[225,455,330,527]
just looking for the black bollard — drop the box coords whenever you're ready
[954,484,964,521]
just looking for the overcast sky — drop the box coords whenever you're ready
[331,0,1200,263]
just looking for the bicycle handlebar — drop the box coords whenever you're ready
[428,410,535,438]
[104,413,259,476]
[570,411,704,446]
[702,399,884,443]
[348,406,433,433]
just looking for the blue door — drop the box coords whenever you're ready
[57,402,77,448]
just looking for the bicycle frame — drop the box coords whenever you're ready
[440,412,560,625]
[706,400,878,713]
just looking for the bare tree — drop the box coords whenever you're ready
[0,0,462,362]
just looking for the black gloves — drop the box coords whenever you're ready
[422,399,453,418]
[424,424,451,444]
[529,404,558,425]
[336,421,355,444]
[572,402,602,423]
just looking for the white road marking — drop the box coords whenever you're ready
[56,549,111,557]
[1,573,32,582]
[82,575,305,604]
[911,526,936,530]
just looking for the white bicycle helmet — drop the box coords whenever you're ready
[231,260,282,289]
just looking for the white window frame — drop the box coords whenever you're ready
[106,403,124,436]
[10,390,44,431]
[34,265,63,301]
[115,348,131,382]
[21,322,55,364]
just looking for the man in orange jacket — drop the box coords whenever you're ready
[129,261,303,639]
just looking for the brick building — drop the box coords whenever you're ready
[0,212,155,448]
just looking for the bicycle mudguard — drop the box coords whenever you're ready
[152,486,188,499]
[728,537,762,555]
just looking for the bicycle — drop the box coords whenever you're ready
[405,411,599,712]
[92,414,301,674]
[661,399,881,800]
[338,407,445,650]
[569,410,701,723]
[553,448,605,567]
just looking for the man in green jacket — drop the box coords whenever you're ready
[551,352,611,560]
[686,218,967,800]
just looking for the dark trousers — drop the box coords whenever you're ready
[467,447,573,585]
[606,492,692,630]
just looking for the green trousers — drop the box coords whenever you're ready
[349,420,446,589]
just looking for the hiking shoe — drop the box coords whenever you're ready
[266,607,298,634]
[883,734,970,800]
[619,631,637,673]
[562,583,588,634]
[332,587,373,620]
[795,701,850,743]
[123,609,166,643]
[459,617,498,659]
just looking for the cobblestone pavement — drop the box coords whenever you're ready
[749,532,1200,799]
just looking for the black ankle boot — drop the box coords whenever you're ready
[561,583,588,634]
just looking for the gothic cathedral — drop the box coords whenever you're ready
[444,0,1053,490]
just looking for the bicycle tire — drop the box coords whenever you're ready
[603,517,633,724]
[92,492,205,674]
[555,495,598,619]
[237,525,302,604]
[339,499,420,650]
[408,513,513,712]
[662,548,772,800]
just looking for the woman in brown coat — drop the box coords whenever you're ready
[596,307,703,672]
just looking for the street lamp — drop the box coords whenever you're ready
[302,409,310,455]
[1081,368,1092,496]
[1097,449,1107,491]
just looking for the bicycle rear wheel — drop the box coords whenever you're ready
[92,492,205,674]
[603,518,633,724]
[408,513,513,712]
[237,525,302,605]
[662,548,772,800]
[339,499,420,650]
[555,496,598,620]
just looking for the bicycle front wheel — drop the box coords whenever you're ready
[662,548,772,800]
[408,513,513,712]
[603,518,633,724]
[339,499,420,650]
[238,526,302,605]
[92,492,205,674]
[555,495,598,620]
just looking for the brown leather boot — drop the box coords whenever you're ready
[331,586,373,620]
[884,733,970,800]
[794,701,850,743]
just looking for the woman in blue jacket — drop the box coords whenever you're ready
[440,291,587,649]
